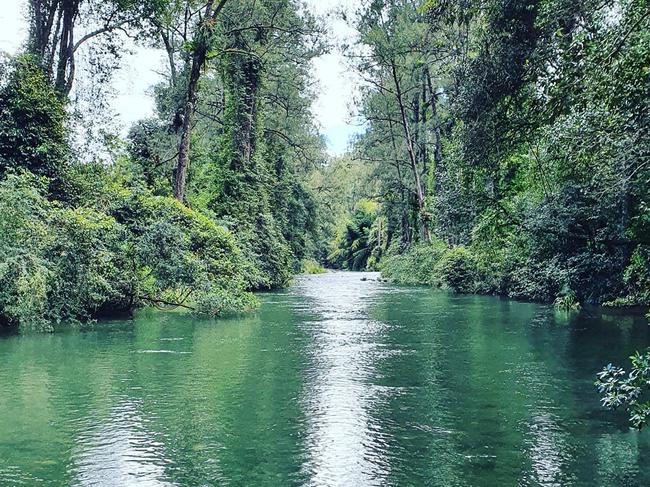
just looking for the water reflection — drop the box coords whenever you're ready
[294,272,392,486]
[71,399,175,487]
[524,413,571,486]
[1,272,650,485]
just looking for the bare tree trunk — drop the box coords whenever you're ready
[425,68,443,197]
[388,119,411,246]
[173,52,202,201]
[159,28,177,86]
[28,0,60,61]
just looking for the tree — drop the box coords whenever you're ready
[27,0,161,95]
[0,55,68,193]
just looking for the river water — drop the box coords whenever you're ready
[1,271,649,486]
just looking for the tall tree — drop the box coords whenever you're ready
[172,0,228,201]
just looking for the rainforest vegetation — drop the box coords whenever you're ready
[330,0,650,311]
[0,0,331,331]
[0,0,648,423]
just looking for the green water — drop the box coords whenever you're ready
[1,272,649,486]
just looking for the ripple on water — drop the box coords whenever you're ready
[1,271,650,486]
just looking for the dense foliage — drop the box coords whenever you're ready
[0,0,327,332]
[2,0,649,431]
[328,0,649,429]
[0,55,68,193]
[330,0,650,311]
[0,170,255,332]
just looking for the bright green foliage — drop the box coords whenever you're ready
[382,242,477,292]
[0,173,126,331]
[622,247,650,306]
[0,56,68,193]
[554,290,582,312]
[301,260,326,274]
[382,243,447,285]
[597,351,650,429]
[328,200,385,271]
[116,193,256,315]
[0,172,255,332]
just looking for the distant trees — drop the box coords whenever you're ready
[335,0,649,430]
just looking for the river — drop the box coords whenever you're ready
[0,271,649,486]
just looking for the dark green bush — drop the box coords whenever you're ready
[381,242,446,285]
[434,246,477,293]
[0,55,68,194]
[382,242,478,293]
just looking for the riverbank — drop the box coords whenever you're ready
[381,243,650,314]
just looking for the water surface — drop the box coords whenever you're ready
[1,272,649,486]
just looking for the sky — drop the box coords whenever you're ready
[0,0,362,156]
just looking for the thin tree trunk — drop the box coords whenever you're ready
[173,51,202,201]
[390,60,429,242]
[173,0,228,202]
[425,68,443,196]
[388,119,411,246]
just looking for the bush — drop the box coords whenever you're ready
[434,246,477,293]
[382,242,478,293]
[382,242,447,285]
[0,172,256,332]
[622,246,650,306]
[554,289,581,312]
[131,195,257,312]
[504,256,566,303]
[0,173,126,330]
[302,259,326,274]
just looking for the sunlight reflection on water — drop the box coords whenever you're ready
[294,272,393,486]
[1,271,650,486]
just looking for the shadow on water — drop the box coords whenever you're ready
[0,271,648,486]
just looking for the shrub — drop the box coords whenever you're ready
[0,172,256,332]
[381,242,447,285]
[0,174,128,330]
[302,259,326,274]
[554,290,582,312]
[107,191,257,315]
[434,246,477,293]
[504,256,567,302]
